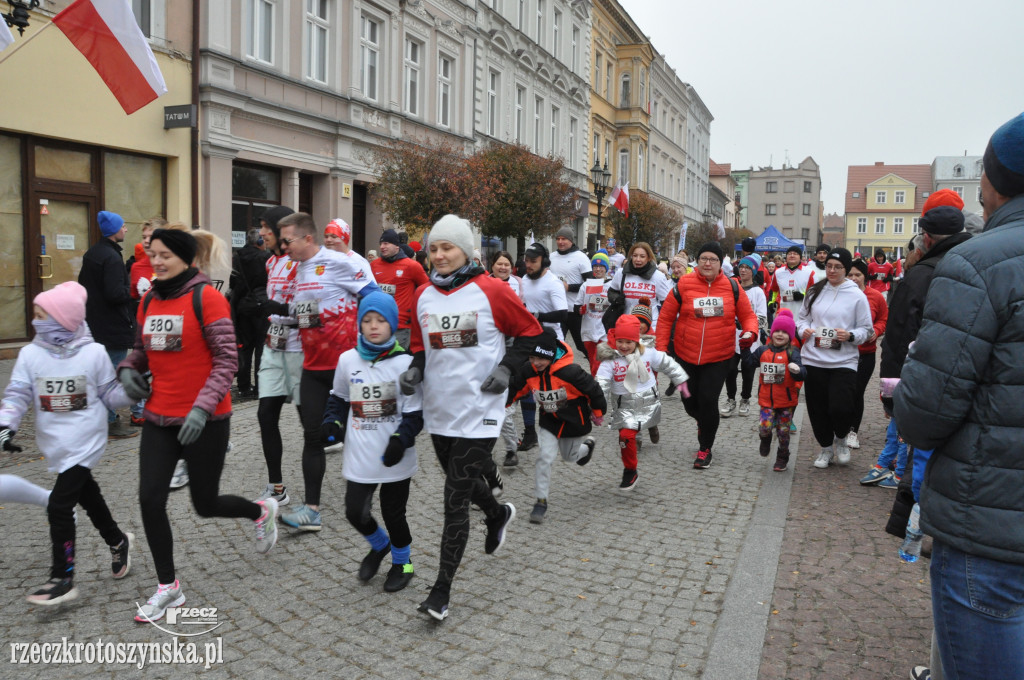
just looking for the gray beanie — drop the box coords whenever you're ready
[428,214,475,262]
[555,226,575,243]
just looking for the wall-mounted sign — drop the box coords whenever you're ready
[231,231,246,248]
[342,183,352,198]
[56,235,75,250]
[164,105,197,129]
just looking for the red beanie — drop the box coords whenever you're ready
[614,314,641,343]
[920,188,965,216]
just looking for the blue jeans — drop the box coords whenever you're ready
[911,447,932,502]
[105,348,143,423]
[931,540,1024,680]
[876,417,908,477]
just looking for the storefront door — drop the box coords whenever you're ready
[31,195,97,297]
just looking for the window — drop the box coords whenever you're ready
[953,185,964,198]
[766,181,777,193]
[620,73,630,107]
[783,204,794,216]
[637,146,644,189]
[638,68,645,111]
[652,101,658,128]
[784,180,794,193]
[913,217,920,233]
[803,181,812,193]
[247,0,274,63]
[594,53,602,94]
[438,55,453,128]
[517,0,524,28]
[534,96,542,150]
[132,0,152,37]
[894,217,904,234]
[360,15,380,101]
[953,164,963,178]
[605,64,613,101]
[659,168,664,193]
[604,140,611,169]
[550,105,559,155]
[305,0,328,83]
[895,190,905,204]
[571,25,579,72]
[487,70,499,136]
[515,85,525,142]
[536,0,544,41]
[802,203,811,216]
[875,217,885,234]
[801,228,810,241]
[618,148,629,185]
[552,9,561,58]
[403,38,422,116]
[765,204,777,216]
[568,117,577,169]
[592,133,599,164]
[852,191,860,198]
[651,163,656,190]
[857,217,867,234]
[977,186,983,202]
[876,190,886,204]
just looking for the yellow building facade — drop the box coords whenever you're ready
[844,165,931,257]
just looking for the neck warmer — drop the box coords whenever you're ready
[32,319,77,346]
[152,267,198,299]
[382,251,406,264]
[814,260,826,270]
[619,349,650,393]
[556,243,579,255]
[429,262,484,291]
[356,334,398,362]
[624,259,656,280]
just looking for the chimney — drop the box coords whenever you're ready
[875,161,884,166]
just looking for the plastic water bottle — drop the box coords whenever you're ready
[899,503,924,563]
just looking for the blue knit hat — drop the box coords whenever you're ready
[984,112,1024,198]
[98,211,124,237]
[358,290,399,336]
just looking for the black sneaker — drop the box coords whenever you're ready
[517,428,538,451]
[417,587,450,621]
[383,563,414,592]
[693,449,713,470]
[773,455,789,472]
[529,499,547,524]
[358,542,391,581]
[648,426,660,444]
[759,437,772,457]
[484,503,516,554]
[26,578,78,606]
[503,451,519,467]
[577,437,595,466]
[111,531,133,579]
[485,467,504,498]
[619,469,638,490]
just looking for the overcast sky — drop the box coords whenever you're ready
[621,0,1024,215]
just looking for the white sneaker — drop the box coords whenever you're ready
[813,447,834,469]
[169,460,189,489]
[738,398,750,416]
[134,581,185,622]
[834,437,852,465]
[254,499,278,555]
[720,399,736,417]
[846,431,861,449]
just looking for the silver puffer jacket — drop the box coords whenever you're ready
[595,337,688,430]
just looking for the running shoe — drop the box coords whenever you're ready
[648,426,660,444]
[279,504,322,532]
[26,578,78,606]
[383,563,415,593]
[859,466,893,485]
[358,542,392,581]
[814,447,834,469]
[878,475,901,490]
[503,451,519,467]
[846,431,861,449]
[169,460,189,489]
[738,398,750,416]
[484,503,516,555]
[111,532,133,579]
[693,449,713,470]
[720,399,736,417]
[529,499,547,524]
[772,456,789,472]
[619,468,638,490]
[417,587,450,621]
[834,437,852,465]
[517,428,538,451]
[135,581,185,622]
[255,483,290,506]
[759,437,772,457]
[254,499,278,554]
[576,437,596,466]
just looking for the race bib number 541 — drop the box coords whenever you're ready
[427,312,478,349]
[37,375,88,412]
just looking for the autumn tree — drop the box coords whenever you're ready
[604,190,682,258]
[684,220,721,257]
[722,227,756,257]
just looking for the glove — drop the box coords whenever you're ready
[787,362,801,375]
[118,368,151,401]
[480,365,511,394]
[136,277,151,296]
[0,428,22,453]
[792,291,805,301]
[321,420,343,444]
[399,367,422,396]
[739,332,755,350]
[178,407,209,446]
[679,381,691,399]
[591,413,604,427]
[382,436,406,467]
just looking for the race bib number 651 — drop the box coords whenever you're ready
[760,362,785,384]
[37,375,88,412]
[427,312,478,349]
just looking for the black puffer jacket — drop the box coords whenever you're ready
[78,238,134,349]
[894,194,1024,564]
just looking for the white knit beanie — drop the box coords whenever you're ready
[428,214,475,262]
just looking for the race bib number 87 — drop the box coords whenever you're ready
[351,381,398,418]
[143,314,185,352]
[37,375,88,412]
[427,312,478,349]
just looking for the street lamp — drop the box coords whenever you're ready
[591,159,611,244]
[2,0,39,36]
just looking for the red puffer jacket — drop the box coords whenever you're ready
[656,270,758,365]
[750,343,804,409]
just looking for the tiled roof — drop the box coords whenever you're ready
[709,160,732,176]
[845,162,932,213]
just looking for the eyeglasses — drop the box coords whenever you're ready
[698,257,720,264]
[825,264,846,272]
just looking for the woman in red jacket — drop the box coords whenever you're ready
[845,259,888,450]
[655,242,758,469]
[118,229,278,624]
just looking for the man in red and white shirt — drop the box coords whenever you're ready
[371,229,430,349]
[769,246,812,314]
[867,248,894,293]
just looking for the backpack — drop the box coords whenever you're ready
[141,283,207,334]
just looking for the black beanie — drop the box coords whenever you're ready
[151,229,198,266]
[697,241,724,262]
[920,206,966,235]
[741,237,757,253]
[850,258,869,280]
[815,243,830,254]
[825,247,853,274]
[787,245,802,256]
[260,205,295,239]
[380,229,402,246]
[529,328,559,360]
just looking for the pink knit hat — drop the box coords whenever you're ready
[34,282,88,331]
[770,308,796,341]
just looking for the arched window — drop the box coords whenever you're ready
[620,73,631,107]
[638,68,646,109]
[953,164,963,178]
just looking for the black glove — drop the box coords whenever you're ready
[399,367,422,396]
[0,427,22,453]
[665,383,677,397]
[118,368,151,401]
[792,291,805,301]
[382,436,406,467]
[178,408,209,446]
[321,420,344,444]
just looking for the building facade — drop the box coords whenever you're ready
[683,85,712,226]
[743,157,821,245]
[822,212,845,249]
[731,169,749,230]
[709,161,737,230]
[844,162,931,256]
[932,155,982,216]
[646,51,689,225]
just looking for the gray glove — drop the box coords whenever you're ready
[118,368,151,401]
[399,367,422,396]
[178,407,209,446]
[480,365,511,394]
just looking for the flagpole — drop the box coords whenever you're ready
[0,21,55,66]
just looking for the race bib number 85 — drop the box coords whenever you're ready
[351,381,398,418]
[37,375,88,412]
[427,312,478,349]
[143,314,185,352]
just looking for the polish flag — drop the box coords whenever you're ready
[608,183,629,218]
[53,0,168,114]
[0,20,13,53]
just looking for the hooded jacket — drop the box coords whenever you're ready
[129,244,154,301]
[895,193,1024,564]
[508,340,606,438]
[595,341,688,430]
[78,237,134,349]
[794,279,873,371]
[744,342,806,409]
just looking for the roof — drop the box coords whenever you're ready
[845,162,932,213]
[932,156,983,182]
[709,160,732,176]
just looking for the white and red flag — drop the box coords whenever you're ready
[53,0,167,114]
[0,20,14,53]
[608,183,629,218]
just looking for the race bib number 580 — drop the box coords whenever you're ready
[37,375,88,412]
[427,312,478,349]
[143,314,185,352]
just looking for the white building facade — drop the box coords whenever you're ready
[646,52,689,222]
[932,155,983,216]
[683,85,712,225]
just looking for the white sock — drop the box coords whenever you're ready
[0,474,50,507]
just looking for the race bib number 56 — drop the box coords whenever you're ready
[814,327,841,349]
[351,381,398,418]
[427,312,478,349]
[143,314,184,352]
[37,375,88,412]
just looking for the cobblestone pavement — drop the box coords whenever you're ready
[0,352,927,678]
[758,369,933,680]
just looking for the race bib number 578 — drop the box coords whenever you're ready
[427,312,478,349]
[37,375,88,412]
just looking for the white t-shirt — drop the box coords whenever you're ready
[735,284,768,353]
[520,270,569,340]
[265,253,302,353]
[608,269,672,330]
[346,249,374,281]
[333,349,420,484]
[549,249,592,307]
[575,277,612,342]
[608,252,626,274]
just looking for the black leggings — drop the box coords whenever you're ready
[561,312,585,354]
[681,359,731,451]
[298,368,334,506]
[725,352,756,401]
[850,351,876,433]
[431,435,501,594]
[257,395,303,483]
[803,365,859,448]
[139,419,260,584]
[48,465,125,580]
[345,479,412,549]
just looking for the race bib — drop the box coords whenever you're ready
[350,381,397,418]
[875,273,886,280]
[535,387,567,413]
[693,297,724,318]
[143,314,184,352]
[37,375,88,412]
[295,299,321,329]
[587,294,609,313]
[379,283,397,296]
[427,312,478,349]
[781,290,794,302]
[760,362,785,384]
[814,327,841,349]
[265,322,288,350]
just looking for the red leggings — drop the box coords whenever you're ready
[618,428,638,470]
[584,341,601,376]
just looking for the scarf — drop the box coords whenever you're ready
[382,251,406,264]
[152,267,198,299]
[31,319,77,346]
[356,334,398,362]
[429,262,484,291]
[620,349,650,394]
[623,259,656,280]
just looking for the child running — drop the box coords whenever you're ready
[507,329,606,524]
[574,252,613,376]
[322,291,423,592]
[0,282,135,605]
[744,308,806,471]
[596,315,688,489]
